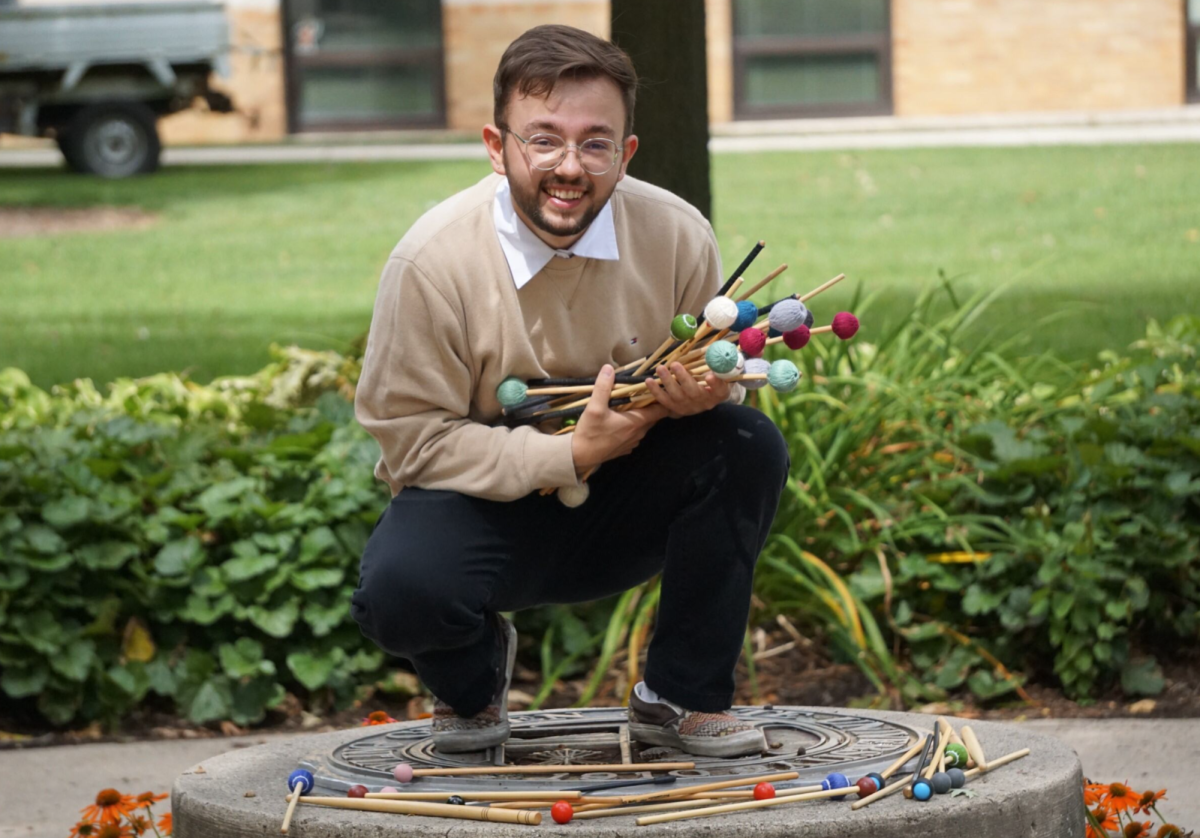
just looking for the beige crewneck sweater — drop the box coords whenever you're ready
[356,173,722,502]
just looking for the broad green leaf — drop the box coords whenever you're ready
[188,679,233,723]
[219,638,275,679]
[50,639,96,681]
[287,650,338,691]
[1,665,48,698]
[247,601,299,638]
[1121,658,1164,696]
[41,496,90,528]
[77,541,139,571]
[154,537,204,576]
[22,525,65,555]
[290,567,344,592]
[221,551,279,583]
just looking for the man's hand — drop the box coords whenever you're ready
[571,365,668,472]
[644,362,730,419]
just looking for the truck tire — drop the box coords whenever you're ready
[62,102,162,178]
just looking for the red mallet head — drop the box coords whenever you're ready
[783,325,811,350]
[855,777,879,797]
[832,312,860,340]
[347,784,368,798]
[738,327,767,358]
[753,782,776,800]
[551,800,574,824]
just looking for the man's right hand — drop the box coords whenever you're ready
[571,365,668,473]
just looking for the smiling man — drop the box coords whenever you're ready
[352,25,789,758]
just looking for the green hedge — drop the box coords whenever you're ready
[2,296,1198,728]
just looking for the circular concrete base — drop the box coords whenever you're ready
[172,708,1084,837]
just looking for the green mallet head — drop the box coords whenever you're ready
[670,313,698,341]
[496,376,528,407]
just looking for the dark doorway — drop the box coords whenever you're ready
[283,0,445,132]
[732,0,892,119]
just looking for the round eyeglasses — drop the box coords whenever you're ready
[505,130,623,176]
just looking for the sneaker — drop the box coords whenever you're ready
[431,614,517,753]
[628,682,766,758]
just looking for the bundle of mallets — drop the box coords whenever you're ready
[279,721,1029,830]
[492,242,861,506]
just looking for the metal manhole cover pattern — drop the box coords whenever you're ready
[300,707,919,794]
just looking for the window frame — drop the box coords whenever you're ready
[1188,0,1200,104]
[282,0,447,133]
[732,1,894,120]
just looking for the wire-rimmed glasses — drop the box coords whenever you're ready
[505,129,623,176]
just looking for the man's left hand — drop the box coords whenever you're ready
[645,362,730,418]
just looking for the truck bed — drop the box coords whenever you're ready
[0,2,229,75]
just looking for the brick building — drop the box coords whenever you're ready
[29,0,1198,144]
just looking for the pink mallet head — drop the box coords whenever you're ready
[392,763,415,783]
[738,327,767,357]
[832,312,859,340]
[783,325,811,350]
[380,786,399,794]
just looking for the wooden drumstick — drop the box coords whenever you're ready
[620,771,799,804]
[299,796,541,824]
[635,785,865,825]
[736,263,789,302]
[799,272,847,302]
[880,735,928,780]
[573,797,723,820]
[961,726,989,772]
[964,747,1028,779]
[850,773,915,811]
[366,790,584,801]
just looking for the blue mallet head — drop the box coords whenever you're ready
[288,768,314,794]
[821,772,850,801]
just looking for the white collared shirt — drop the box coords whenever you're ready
[492,178,619,290]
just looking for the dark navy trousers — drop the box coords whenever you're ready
[351,404,789,716]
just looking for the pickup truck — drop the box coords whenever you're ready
[0,1,235,177]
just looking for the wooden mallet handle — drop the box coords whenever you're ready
[410,761,694,777]
[299,796,541,824]
[961,726,989,772]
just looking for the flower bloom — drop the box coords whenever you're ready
[80,790,137,825]
[1155,826,1182,838]
[362,710,398,726]
[134,792,167,810]
[1085,784,1109,806]
[157,812,173,836]
[1123,821,1151,838]
[1106,782,1138,813]
[1087,806,1119,838]
[1135,789,1166,815]
[69,821,98,838]
[94,824,132,838]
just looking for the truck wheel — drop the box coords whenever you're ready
[63,102,162,178]
[55,132,86,173]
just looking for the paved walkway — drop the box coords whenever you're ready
[2,107,1198,169]
[0,717,1196,837]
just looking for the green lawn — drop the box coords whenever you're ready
[2,143,1198,388]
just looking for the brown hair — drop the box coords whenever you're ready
[493,25,638,137]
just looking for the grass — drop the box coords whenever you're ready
[2,143,1198,388]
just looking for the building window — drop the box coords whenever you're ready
[732,0,891,119]
[1188,0,1200,103]
[283,0,445,132]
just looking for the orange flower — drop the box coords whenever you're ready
[1087,806,1119,838]
[1085,783,1110,806]
[69,821,99,838]
[362,710,397,726]
[157,812,172,836]
[127,815,151,836]
[93,824,132,838]
[1155,826,1182,838]
[1105,782,1138,813]
[133,792,167,810]
[1123,822,1151,838]
[81,790,137,824]
[1135,789,1166,815]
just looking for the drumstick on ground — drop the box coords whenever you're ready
[635,784,874,825]
[391,761,694,778]
[961,726,989,771]
[298,796,542,824]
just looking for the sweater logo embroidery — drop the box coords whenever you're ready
[629,337,638,345]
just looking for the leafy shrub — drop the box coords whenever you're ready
[0,349,394,727]
[755,287,1200,702]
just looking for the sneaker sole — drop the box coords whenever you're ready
[432,616,518,754]
[432,720,512,754]
[627,720,767,759]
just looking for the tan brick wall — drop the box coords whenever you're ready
[442,0,610,131]
[159,4,288,144]
[706,0,733,123]
[893,0,1186,115]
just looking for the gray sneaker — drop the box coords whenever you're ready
[431,615,517,753]
[627,682,766,758]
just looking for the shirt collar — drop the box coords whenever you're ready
[493,178,619,290]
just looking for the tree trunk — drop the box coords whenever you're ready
[610,0,712,222]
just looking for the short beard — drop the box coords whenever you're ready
[503,148,605,239]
